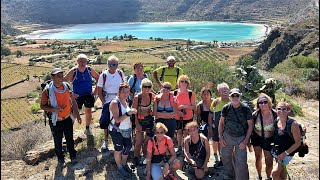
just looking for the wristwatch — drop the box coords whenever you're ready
[285,151,289,156]
[125,112,130,116]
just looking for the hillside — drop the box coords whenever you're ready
[1,0,316,26]
[250,18,319,70]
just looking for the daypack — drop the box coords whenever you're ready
[99,98,122,129]
[159,66,180,82]
[101,69,124,97]
[129,73,148,94]
[285,119,309,157]
[40,80,72,126]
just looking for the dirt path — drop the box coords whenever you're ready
[1,98,319,179]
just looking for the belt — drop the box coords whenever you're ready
[58,115,70,121]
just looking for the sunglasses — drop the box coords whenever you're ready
[163,86,171,90]
[188,128,198,132]
[109,63,118,67]
[156,131,165,134]
[180,80,188,83]
[258,101,268,105]
[277,107,288,111]
[143,85,152,89]
[231,94,240,98]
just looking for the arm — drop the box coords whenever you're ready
[277,122,301,161]
[218,116,226,147]
[110,101,130,124]
[146,144,153,180]
[89,67,100,95]
[97,75,105,104]
[70,92,81,124]
[239,118,253,150]
[196,103,201,125]
[202,137,210,170]
[208,112,214,138]
[152,69,163,89]
[132,95,142,131]
[63,68,75,82]
[184,137,196,165]
[40,90,61,113]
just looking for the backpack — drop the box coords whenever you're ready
[99,98,122,129]
[101,69,124,96]
[159,66,180,82]
[40,80,72,126]
[129,73,148,94]
[72,66,93,81]
[285,119,308,157]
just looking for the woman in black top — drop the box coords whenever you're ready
[184,121,210,179]
[271,102,301,180]
[196,87,213,138]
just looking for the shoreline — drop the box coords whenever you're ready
[17,21,272,43]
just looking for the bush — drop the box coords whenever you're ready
[291,56,319,69]
[27,92,38,98]
[29,103,41,114]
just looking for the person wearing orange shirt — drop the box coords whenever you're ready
[41,68,82,166]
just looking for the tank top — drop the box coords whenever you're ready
[72,67,92,96]
[189,136,206,160]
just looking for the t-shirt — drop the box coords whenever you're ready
[97,69,125,101]
[174,90,195,120]
[221,102,253,137]
[209,97,230,113]
[127,74,148,100]
[155,66,183,90]
[147,135,174,155]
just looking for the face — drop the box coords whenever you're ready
[108,60,119,71]
[187,126,199,135]
[167,60,176,67]
[179,79,189,88]
[162,84,171,93]
[52,72,64,83]
[219,87,230,98]
[258,97,270,110]
[77,58,87,67]
[155,128,165,139]
[119,87,130,99]
[142,84,152,93]
[277,105,288,117]
[134,64,144,75]
[201,91,211,100]
[229,93,241,104]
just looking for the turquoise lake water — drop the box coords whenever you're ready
[21,21,267,42]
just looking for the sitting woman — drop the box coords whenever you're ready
[146,122,181,180]
[153,82,178,139]
[132,78,156,166]
[184,121,210,180]
[250,93,277,180]
[271,102,301,180]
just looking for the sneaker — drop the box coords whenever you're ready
[213,161,223,169]
[117,166,130,178]
[266,177,272,180]
[84,128,93,136]
[256,176,262,180]
[176,147,183,156]
[123,164,133,173]
[214,153,219,162]
[101,141,109,152]
[71,157,78,165]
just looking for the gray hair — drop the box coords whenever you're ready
[217,82,229,91]
[108,55,119,62]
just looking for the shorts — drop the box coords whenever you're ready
[199,123,214,139]
[193,157,205,168]
[277,156,293,166]
[138,115,154,137]
[156,118,176,138]
[251,131,274,151]
[176,119,193,130]
[109,130,132,153]
[151,162,165,180]
[76,94,95,109]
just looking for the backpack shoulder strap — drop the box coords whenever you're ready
[149,93,152,105]
[286,118,295,138]
[213,98,219,107]
[138,94,142,106]
[160,67,166,81]
[87,66,93,77]
[103,73,107,86]
[117,69,124,82]
[116,98,122,116]
[72,67,78,81]
[143,73,148,78]
[173,89,178,96]
[188,90,193,104]
[199,101,204,113]
[130,74,137,93]
[176,67,180,81]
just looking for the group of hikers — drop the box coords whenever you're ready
[41,54,305,180]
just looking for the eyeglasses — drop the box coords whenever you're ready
[258,101,268,105]
[143,85,152,89]
[109,63,118,68]
[231,94,240,98]
[180,80,188,83]
[163,86,171,90]
[188,128,198,132]
[277,107,288,111]
[155,131,165,134]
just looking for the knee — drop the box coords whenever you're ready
[271,169,280,178]
[171,159,181,170]
[122,146,131,155]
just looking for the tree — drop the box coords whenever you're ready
[16,50,23,57]
[1,45,11,56]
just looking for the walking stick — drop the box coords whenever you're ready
[281,161,291,180]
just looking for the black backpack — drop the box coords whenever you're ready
[99,98,122,129]
[285,119,309,157]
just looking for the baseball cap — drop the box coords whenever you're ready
[51,68,64,75]
[229,88,242,96]
[166,56,175,61]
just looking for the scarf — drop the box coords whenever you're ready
[48,81,68,126]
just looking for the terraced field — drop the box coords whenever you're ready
[103,52,165,64]
[1,98,42,131]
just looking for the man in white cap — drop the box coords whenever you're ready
[64,54,99,136]
[218,88,253,180]
[41,68,82,165]
[153,55,183,90]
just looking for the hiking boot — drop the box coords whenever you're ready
[117,166,130,178]
[256,176,262,180]
[84,128,93,136]
[123,164,133,173]
[213,161,223,169]
[71,157,78,165]
[101,141,109,152]
[266,177,272,180]
[176,147,183,156]
[214,153,219,162]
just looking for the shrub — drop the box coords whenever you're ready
[29,103,41,114]
[27,92,38,98]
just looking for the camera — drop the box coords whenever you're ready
[298,144,309,157]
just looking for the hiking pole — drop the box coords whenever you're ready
[281,161,291,180]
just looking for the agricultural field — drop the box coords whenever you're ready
[108,52,165,64]
[1,98,42,131]
[1,63,51,89]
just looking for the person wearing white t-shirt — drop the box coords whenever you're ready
[97,55,125,152]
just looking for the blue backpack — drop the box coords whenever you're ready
[99,98,122,129]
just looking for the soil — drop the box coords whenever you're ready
[1,97,318,180]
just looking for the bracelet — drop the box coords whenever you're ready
[125,112,130,116]
[285,151,289,156]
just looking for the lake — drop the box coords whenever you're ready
[20,21,268,42]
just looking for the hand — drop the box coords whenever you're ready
[239,139,248,150]
[146,173,151,180]
[129,108,137,115]
[219,137,226,148]
[77,117,82,124]
[277,152,287,161]
[73,93,79,98]
[202,164,208,172]
[163,163,170,176]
